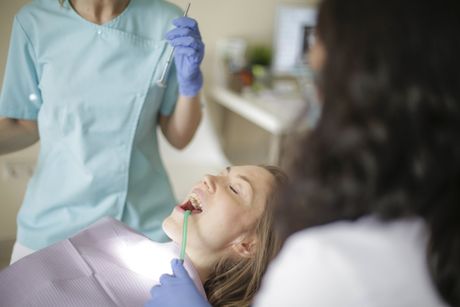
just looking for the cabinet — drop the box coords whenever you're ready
[211,87,308,165]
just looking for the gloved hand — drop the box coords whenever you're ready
[144,259,211,307]
[166,17,205,97]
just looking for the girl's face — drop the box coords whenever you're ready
[163,165,274,257]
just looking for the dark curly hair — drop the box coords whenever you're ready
[276,0,460,305]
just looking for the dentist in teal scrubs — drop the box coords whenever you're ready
[0,0,204,263]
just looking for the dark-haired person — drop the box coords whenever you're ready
[255,0,459,306]
[146,0,460,306]
[0,0,204,264]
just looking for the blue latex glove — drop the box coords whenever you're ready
[166,17,205,97]
[144,259,211,307]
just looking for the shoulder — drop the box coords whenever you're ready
[155,0,183,18]
[132,0,183,19]
[15,0,61,21]
[287,216,427,248]
[255,217,445,307]
[126,0,183,37]
[14,0,63,36]
[280,216,429,274]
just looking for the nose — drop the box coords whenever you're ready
[202,174,216,193]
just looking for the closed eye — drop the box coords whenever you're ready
[229,185,239,194]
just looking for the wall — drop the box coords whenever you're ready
[168,0,313,90]
[0,0,317,242]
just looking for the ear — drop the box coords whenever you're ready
[231,234,257,258]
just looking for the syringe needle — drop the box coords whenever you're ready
[156,2,192,87]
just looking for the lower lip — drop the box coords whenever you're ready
[175,205,187,213]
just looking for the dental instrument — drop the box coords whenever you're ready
[180,207,192,262]
[156,2,192,87]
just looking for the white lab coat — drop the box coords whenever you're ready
[255,216,448,307]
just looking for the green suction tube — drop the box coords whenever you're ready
[180,210,192,262]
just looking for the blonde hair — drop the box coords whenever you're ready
[203,165,288,307]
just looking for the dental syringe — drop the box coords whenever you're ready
[156,2,192,88]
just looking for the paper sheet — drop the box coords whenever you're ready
[0,217,205,306]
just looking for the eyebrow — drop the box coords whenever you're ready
[226,166,255,193]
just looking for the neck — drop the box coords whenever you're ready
[187,248,223,284]
[69,0,130,24]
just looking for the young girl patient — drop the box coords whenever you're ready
[0,165,287,307]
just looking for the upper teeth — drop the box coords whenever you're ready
[189,193,202,210]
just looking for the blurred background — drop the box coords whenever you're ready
[0,0,318,267]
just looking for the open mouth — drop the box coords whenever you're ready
[179,193,203,214]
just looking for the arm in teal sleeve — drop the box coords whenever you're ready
[0,17,42,120]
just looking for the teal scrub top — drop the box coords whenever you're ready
[0,0,182,250]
